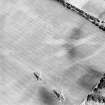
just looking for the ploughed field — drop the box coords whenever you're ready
[0,0,105,105]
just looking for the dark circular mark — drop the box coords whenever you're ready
[38,87,57,105]
[78,66,102,91]
[70,28,82,40]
